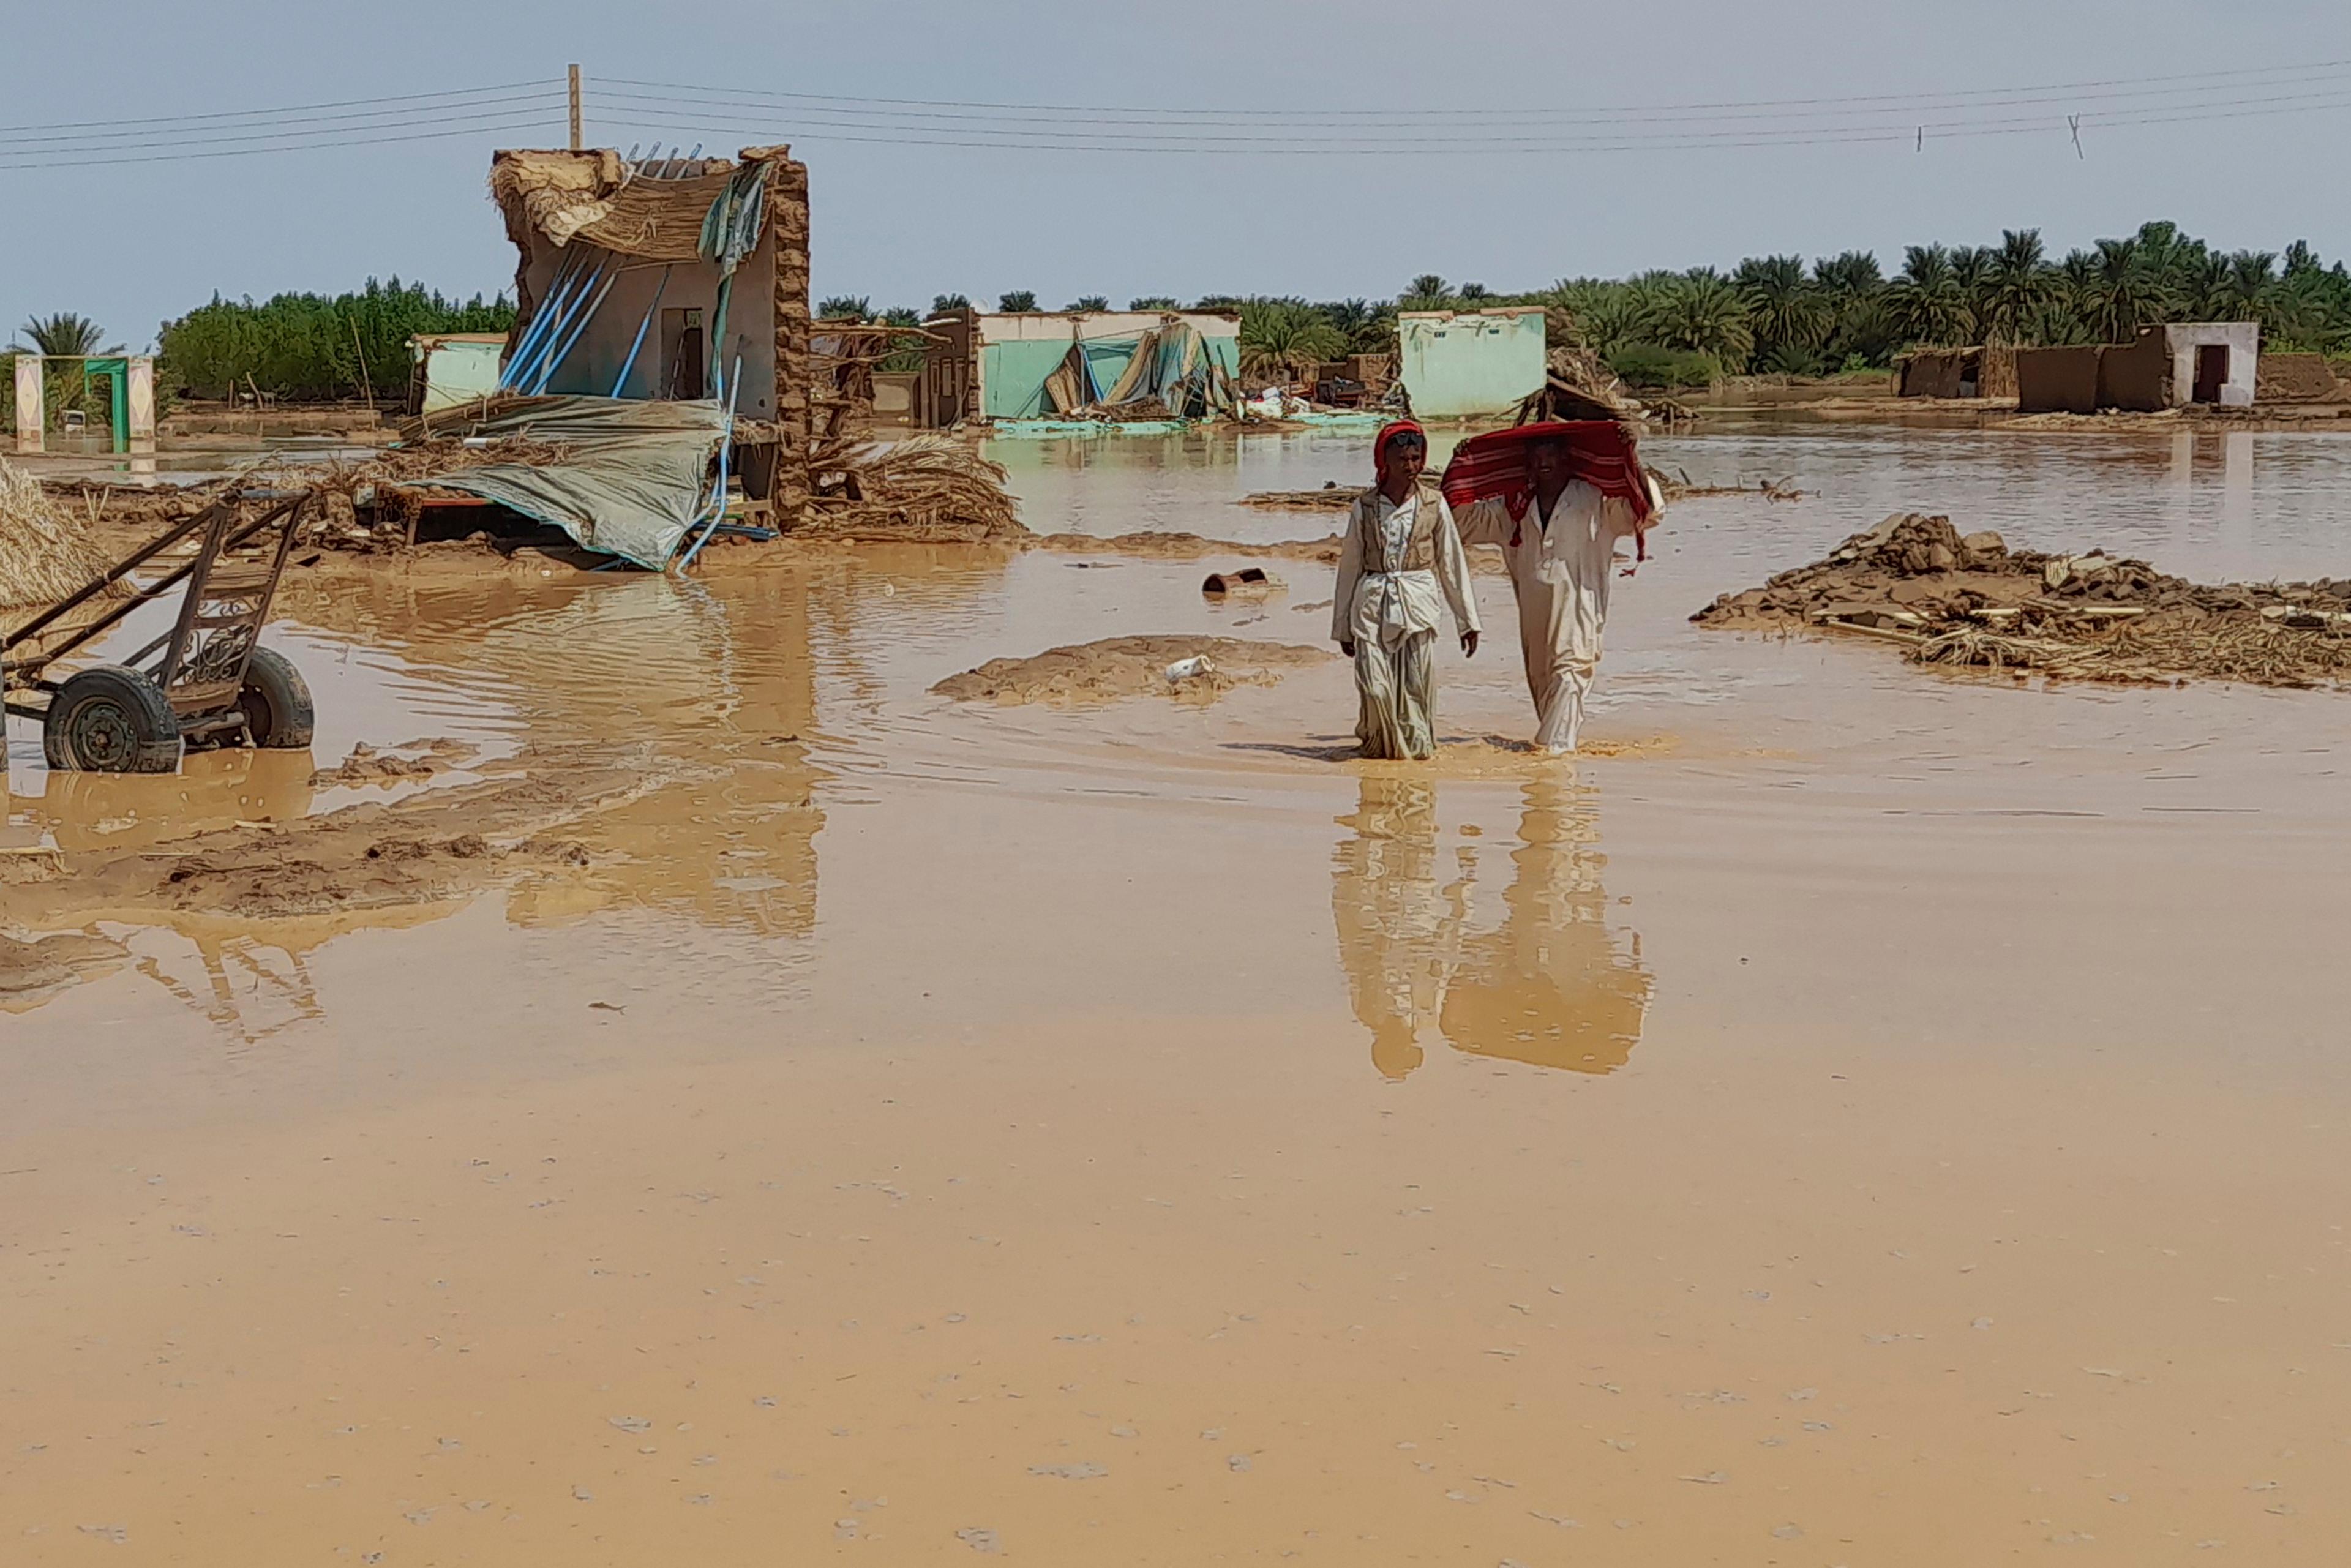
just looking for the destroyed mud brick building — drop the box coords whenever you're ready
[2014,322,2259,414]
[489,144,813,519]
[1893,345,2017,400]
[912,308,1243,427]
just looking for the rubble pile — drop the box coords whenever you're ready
[1695,512,2351,688]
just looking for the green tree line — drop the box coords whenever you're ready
[944,220,2351,391]
[157,279,514,402]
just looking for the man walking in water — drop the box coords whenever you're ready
[1452,430,1654,755]
[1331,421,1481,760]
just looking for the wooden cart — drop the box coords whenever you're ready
[2,489,317,773]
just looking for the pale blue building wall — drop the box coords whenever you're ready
[1398,308,1547,419]
[410,337,506,413]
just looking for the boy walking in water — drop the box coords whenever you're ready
[1331,421,1480,760]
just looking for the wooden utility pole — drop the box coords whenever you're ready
[568,64,583,150]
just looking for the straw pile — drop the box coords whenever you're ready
[0,457,124,611]
[1695,512,2351,689]
[804,434,1027,543]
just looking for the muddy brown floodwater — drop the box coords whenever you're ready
[6,424,2351,1564]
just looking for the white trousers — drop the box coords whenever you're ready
[1510,535,1614,753]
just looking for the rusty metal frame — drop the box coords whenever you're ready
[2,490,313,723]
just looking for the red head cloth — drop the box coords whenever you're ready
[1372,419,1427,473]
[1439,420,1656,527]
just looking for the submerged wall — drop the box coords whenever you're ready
[1397,307,1547,419]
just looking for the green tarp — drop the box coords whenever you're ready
[414,395,727,569]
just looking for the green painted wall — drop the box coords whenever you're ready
[1398,312,1547,419]
[414,340,505,413]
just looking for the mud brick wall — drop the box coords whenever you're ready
[2015,346,2102,414]
[765,151,813,525]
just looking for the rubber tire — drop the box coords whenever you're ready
[238,646,315,749]
[42,665,182,774]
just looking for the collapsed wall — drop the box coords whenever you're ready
[1695,512,2351,688]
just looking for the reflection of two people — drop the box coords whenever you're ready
[1332,775,1650,1079]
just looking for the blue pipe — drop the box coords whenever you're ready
[530,263,619,394]
[611,266,672,397]
[675,353,743,572]
[502,248,591,389]
[508,252,613,392]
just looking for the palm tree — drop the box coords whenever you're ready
[815,295,872,321]
[1886,245,1971,347]
[1238,299,1347,380]
[2083,238,2176,343]
[1128,296,1179,310]
[1068,296,1110,312]
[931,293,972,315]
[1978,229,2054,345]
[1811,251,1889,365]
[2213,251,2277,321]
[1637,272,1753,370]
[1400,274,1452,310]
[997,291,1040,313]
[13,312,114,356]
[1456,282,1493,302]
[1812,251,1884,299]
[1734,253,1829,366]
[1946,247,1994,342]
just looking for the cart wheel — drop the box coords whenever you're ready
[42,665,182,774]
[237,647,315,749]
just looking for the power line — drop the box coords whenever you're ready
[0,113,563,172]
[603,56,2351,124]
[0,79,562,137]
[593,73,2351,135]
[595,86,2351,155]
[6,57,2351,173]
[0,91,566,151]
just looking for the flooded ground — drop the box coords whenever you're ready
[6,424,2351,1563]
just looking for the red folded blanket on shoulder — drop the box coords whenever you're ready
[1438,420,1655,526]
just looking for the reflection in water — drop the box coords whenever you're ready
[135,936,324,1047]
[1332,775,1651,1079]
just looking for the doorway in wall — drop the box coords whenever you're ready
[662,308,708,400]
[2192,344,2229,403]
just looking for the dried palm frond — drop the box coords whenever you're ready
[804,433,1024,542]
[0,457,125,611]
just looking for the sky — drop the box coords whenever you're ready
[5,1,2349,350]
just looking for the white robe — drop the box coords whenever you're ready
[1330,489,1480,649]
[1330,487,1482,762]
[1458,481,1640,753]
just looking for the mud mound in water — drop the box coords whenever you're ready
[1695,512,2351,688]
[934,636,1335,706]
[4,743,694,926]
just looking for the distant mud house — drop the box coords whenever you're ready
[2014,323,2260,414]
